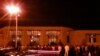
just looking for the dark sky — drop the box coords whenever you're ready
[0,0,100,29]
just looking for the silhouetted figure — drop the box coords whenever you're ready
[88,45,95,56]
[68,46,76,56]
[95,46,100,56]
[79,47,83,56]
[60,45,65,56]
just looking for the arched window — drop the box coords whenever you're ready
[46,31,60,46]
[27,30,41,46]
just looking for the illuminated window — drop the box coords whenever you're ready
[86,33,96,43]
[89,37,96,43]
[46,31,60,45]
[9,30,22,35]
[30,35,39,42]
[27,30,41,45]
[27,30,41,35]
[8,30,22,48]
[12,35,21,42]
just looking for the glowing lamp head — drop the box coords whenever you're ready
[6,5,20,15]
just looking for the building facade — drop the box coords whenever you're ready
[0,26,100,48]
[0,26,73,48]
[71,30,100,46]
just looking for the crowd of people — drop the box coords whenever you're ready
[1,40,100,56]
[24,44,100,56]
[1,43,100,56]
[60,44,100,56]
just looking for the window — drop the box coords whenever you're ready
[9,30,22,35]
[48,35,57,43]
[27,30,41,45]
[46,31,60,45]
[86,33,96,43]
[46,31,60,35]
[9,30,22,41]
[89,37,96,43]
[27,30,41,35]
[29,35,39,46]
[30,35,39,42]
[8,33,22,48]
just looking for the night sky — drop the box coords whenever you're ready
[0,0,100,29]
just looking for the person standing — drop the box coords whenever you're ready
[68,45,76,56]
[65,45,70,56]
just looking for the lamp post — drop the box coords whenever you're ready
[5,4,21,48]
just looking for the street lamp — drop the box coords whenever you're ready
[5,4,21,49]
[6,5,20,15]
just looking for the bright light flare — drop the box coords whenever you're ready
[6,5,21,15]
